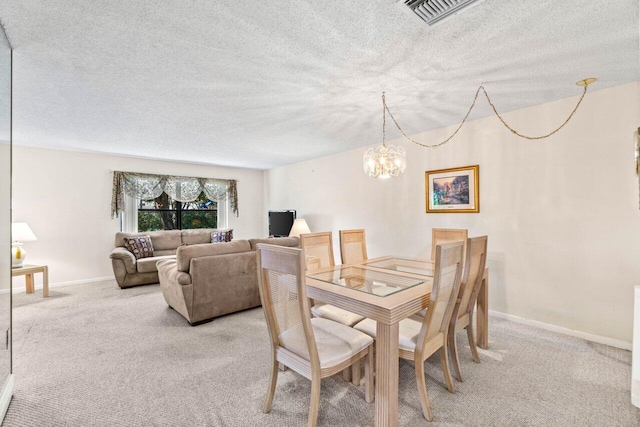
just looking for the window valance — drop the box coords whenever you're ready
[111,171,238,219]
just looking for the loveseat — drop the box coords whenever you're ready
[109,228,226,288]
[157,237,299,325]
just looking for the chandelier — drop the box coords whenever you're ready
[364,78,596,178]
[363,93,407,179]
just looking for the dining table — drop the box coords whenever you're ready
[305,255,489,427]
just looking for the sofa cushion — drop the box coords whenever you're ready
[181,228,220,245]
[176,240,252,272]
[116,230,182,252]
[211,229,233,243]
[249,237,299,251]
[123,236,154,259]
[154,249,177,257]
[137,255,177,273]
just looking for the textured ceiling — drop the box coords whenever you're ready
[0,0,637,170]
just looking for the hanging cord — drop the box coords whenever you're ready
[382,79,594,148]
[382,92,386,147]
[481,84,589,140]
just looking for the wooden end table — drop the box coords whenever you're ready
[12,264,49,297]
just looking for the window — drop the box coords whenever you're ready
[123,192,228,233]
[113,171,236,232]
[137,192,220,232]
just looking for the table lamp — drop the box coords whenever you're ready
[12,222,37,268]
[289,218,310,238]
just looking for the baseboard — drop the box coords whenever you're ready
[0,374,13,422]
[0,276,114,295]
[490,310,632,351]
[48,276,114,288]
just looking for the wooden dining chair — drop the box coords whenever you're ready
[448,236,488,382]
[339,229,368,264]
[299,232,335,270]
[300,231,366,383]
[256,244,374,427]
[300,232,364,326]
[354,241,464,421]
[431,228,468,263]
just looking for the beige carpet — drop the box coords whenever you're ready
[2,280,639,426]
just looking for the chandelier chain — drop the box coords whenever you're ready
[481,84,588,140]
[381,82,591,148]
[382,92,386,146]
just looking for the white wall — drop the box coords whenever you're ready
[12,147,265,286]
[265,81,640,344]
[0,144,9,291]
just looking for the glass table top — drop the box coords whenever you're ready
[362,257,434,276]
[306,265,426,297]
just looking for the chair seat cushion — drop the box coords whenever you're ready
[311,303,365,327]
[136,255,177,273]
[354,315,425,352]
[279,318,373,369]
[311,318,373,369]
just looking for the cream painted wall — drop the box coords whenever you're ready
[12,147,265,286]
[0,144,9,291]
[265,81,640,344]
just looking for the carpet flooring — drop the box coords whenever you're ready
[1,280,639,426]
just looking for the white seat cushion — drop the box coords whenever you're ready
[279,318,373,368]
[370,283,399,296]
[311,303,365,327]
[311,318,373,368]
[354,315,426,352]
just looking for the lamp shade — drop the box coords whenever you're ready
[12,222,37,243]
[289,219,310,238]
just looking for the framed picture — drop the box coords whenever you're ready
[425,165,479,213]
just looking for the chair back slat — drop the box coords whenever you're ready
[420,241,464,344]
[300,232,335,270]
[339,229,368,264]
[457,236,488,318]
[257,244,318,364]
[431,228,468,262]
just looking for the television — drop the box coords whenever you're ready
[268,210,296,237]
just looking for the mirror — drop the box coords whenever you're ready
[0,25,12,392]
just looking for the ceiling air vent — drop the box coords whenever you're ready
[398,0,485,26]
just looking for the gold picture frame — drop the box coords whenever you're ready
[425,165,479,213]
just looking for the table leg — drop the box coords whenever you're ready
[25,273,34,294]
[476,267,489,349]
[43,266,49,298]
[375,321,399,427]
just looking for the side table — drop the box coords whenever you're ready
[11,264,49,297]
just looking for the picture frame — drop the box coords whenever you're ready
[425,165,479,213]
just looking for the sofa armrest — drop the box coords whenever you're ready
[157,259,192,285]
[110,247,137,274]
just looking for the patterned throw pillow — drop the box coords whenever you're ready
[211,229,233,243]
[123,236,154,259]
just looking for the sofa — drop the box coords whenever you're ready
[109,228,226,288]
[157,237,299,325]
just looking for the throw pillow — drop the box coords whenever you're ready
[123,236,154,259]
[211,229,233,243]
